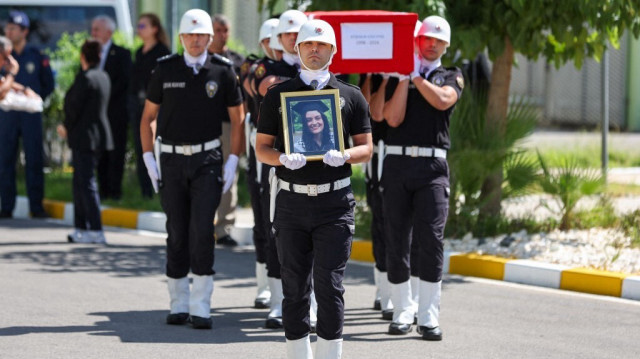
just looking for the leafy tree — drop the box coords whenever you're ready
[446,0,640,217]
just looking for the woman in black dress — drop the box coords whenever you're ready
[58,39,113,243]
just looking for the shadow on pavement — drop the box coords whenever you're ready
[0,244,167,277]
[0,239,259,281]
[0,307,286,344]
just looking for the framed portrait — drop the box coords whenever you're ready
[280,89,345,161]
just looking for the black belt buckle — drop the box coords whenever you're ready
[431,146,436,158]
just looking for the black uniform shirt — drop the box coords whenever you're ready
[258,74,371,184]
[239,55,261,126]
[215,49,246,123]
[385,66,463,149]
[146,54,243,143]
[252,59,299,111]
[12,45,55,99]
[132,42,171,107]
[358,74,390,144]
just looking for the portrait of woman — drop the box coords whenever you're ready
[292,100,335,154]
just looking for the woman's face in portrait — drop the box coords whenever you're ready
[305,110,324,135]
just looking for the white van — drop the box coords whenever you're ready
[0,0,133,50]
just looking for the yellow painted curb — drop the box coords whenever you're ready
[42,199,66,219]
[351,240,374,262]
[560,267,627,297]
[101,208,139,229]
[449,253,510,280]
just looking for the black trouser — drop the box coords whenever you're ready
[0,111,45,214]
[366,173,387,272]
[260,163,281,279]
[133,107,154,198]
[160,149,223,278]
[72,150,102,230]
[97,119,127,199]
[367,155,420,276]
[246,146,267,263]
[381,156,449,284]
[273,187,355,341]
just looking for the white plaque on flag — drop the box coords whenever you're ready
[340,22,393,60]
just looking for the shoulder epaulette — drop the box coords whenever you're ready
[211,53,233,67]
[267,78,293,92]
[157,53,179,63]
[247,54,260,61]
[336,77,360,90]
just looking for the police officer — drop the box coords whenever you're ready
[381,16,462,340]
[0,11,54,218]
[252,10,308,330]
[139,9,244,329]
[360,73,394,317]
[256,19,372,358]
[240,18,279,310]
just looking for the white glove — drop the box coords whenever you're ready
[323,149,351,167]
[279,153,307,170]
[223,154,239,193]
[142,152,159,193]
[410,53,422,80]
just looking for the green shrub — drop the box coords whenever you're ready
[447,90,538,237]
[537,151,604,230]
[620,210,640,248]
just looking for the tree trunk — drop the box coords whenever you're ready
[479,37,514,217]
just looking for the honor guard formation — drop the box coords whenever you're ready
[1,6,462,359]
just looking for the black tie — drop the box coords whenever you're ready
[310,80,319,90]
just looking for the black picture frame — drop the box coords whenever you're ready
[280,89,345,161]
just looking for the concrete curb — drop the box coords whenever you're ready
[13,196,640,302]
[16,196,253,245]
[349,239,640,302]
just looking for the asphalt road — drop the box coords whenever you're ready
[1,218,639,359]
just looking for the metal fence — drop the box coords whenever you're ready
[509,32,629,129]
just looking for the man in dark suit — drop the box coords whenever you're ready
[91,15,132,200]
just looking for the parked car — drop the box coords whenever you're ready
[0,0,133,50]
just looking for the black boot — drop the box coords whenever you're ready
[381,309,393,321]
[388,322,412,335]
[417,326,443,341]
[254,297,270,309]
[166,313,189,325]
[265,316,283,329]
[191,315,212,329]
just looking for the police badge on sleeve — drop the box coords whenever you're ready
[206,81,218,98]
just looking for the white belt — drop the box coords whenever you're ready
[160,139,221,156]
[278,177,350,197]
[385,145,447,159]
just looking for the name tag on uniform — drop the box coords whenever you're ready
[163,82,186,89]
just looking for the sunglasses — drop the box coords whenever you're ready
[137,23,146,30]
